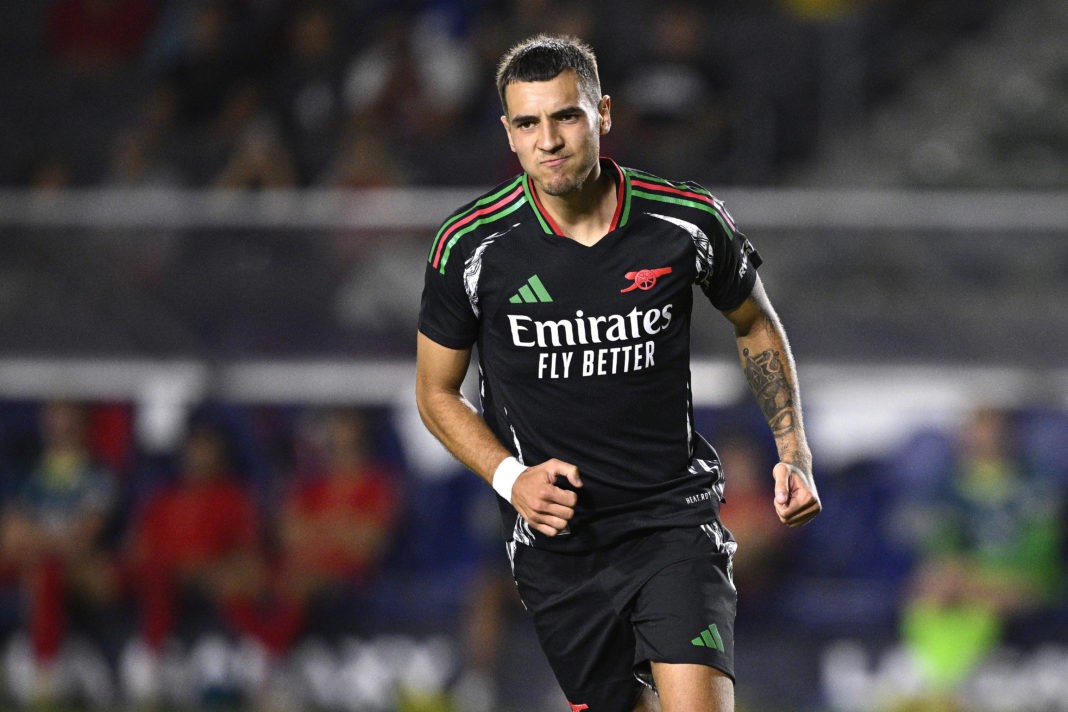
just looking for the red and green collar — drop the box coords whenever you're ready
[522,157,630,236]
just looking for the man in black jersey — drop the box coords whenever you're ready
[416,34,820,712]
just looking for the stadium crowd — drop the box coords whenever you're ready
[0,396,1065,711]
[0,399,480,710]
[4,0,1001,190]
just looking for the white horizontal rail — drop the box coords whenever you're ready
[1,188,1066,231]
[1,357,1064,465]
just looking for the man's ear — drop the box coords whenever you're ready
[500,115,516,152]
[598,95,612,135]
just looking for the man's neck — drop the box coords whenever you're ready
[537,162,617,247]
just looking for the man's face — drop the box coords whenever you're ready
[501,69,610,197]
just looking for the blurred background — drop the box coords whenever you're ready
[1,0,1067,711]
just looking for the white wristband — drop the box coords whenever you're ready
[492,456,526,503]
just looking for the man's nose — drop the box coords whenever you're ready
[537,122,563,151]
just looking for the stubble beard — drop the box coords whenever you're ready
[541,173,582,196]
[539,154,597,197]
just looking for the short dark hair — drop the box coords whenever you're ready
[496,34,602,113]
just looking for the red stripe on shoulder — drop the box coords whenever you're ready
[431,185,525,268]
[631,179,716,206]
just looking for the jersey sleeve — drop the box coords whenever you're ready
[418,239,479,349]
[694,196,762,312]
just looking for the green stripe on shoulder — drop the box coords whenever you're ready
[631,189,736,239]
[427,175,525,263]
[627,170,735,239]
[436,197,526,273]
[627,169,715,199]
[632,189,720,217]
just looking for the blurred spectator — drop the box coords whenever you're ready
[614,1,737,181]
[718,429,791,618]
[24,153,75,193]
[107,127,179,187]
[267,1,348,185]
[150,0,266,183]
[0,400,121,700]
[897,407,1065,702]
[106,82,184,186]
[343,8,476,134]
[275,407,400,626]
[43,0,158,74]
[212,117,297,189]
[208,406,403,671]
[341,6,478,184]
[122,423,261,702]
[320,117,410,187]
[156,1,253,128]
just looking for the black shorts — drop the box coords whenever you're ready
[508,523,737,711]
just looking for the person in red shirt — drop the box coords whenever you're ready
[214,407,402,666]
[127,424,261,652]
[277,408,401,633]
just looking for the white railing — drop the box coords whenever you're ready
[3,186,1067,230]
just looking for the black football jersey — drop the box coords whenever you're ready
[419,158,761,551]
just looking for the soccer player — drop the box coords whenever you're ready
[415,34,820,712]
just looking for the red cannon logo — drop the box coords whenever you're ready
[569,704,589,711]
[620,266,672,293]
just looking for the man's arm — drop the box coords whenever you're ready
[415,332,581,536]
[723,277,821,528]
[415,332,511,482]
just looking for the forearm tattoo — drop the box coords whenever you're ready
[743,347,797,439]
